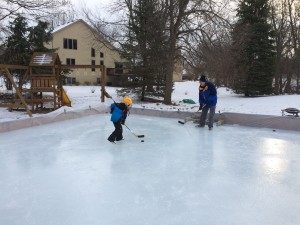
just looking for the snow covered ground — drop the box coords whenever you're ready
[1,114,300,225]
[1,81,300,123]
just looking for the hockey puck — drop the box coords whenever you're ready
[141,140,144,142]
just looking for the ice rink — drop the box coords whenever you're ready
[1,114,300,225]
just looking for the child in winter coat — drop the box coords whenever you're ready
[198,75,217,130]
[108,97,133,143]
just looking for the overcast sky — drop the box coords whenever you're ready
[70,0,114,19]
[71,0,111,9]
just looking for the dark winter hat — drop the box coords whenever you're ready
[200,75,206,82]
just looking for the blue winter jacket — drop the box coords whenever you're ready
[110,103,128,123]
[199,81,217,108]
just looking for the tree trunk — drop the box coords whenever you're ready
[164,52,175,104]
[284,73,292,93]
[141,74,146,101]
[164,24,176,104]
[296,55,300,94]
[163,0,175,105]
[274,57,281,95]
[163,0,189,104]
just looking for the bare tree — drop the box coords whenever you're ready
[270,0,300,94]
[0,0,66,22]
[182,15,233,87]
[159,0,231,104]
[287,0,300,94]
[270,0,292,94]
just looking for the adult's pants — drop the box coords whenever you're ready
[199,106,216,128]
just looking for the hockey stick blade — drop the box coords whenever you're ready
[124,124,144,138]
[178,120,185,124]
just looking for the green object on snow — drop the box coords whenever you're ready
[182,99,196,104]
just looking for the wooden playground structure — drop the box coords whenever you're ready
[0,64,32,116]
[0,52,107,117]
[28,52,64,112]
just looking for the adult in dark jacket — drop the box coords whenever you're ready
[198,75,217,130]
[108,97,132,143]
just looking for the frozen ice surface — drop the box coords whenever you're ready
[0,114,300,225]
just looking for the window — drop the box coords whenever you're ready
[115,62,123,74]
[100,52,104,58]
[66,58,75,65]
[63,38,77,49]
[115,62,123,69]
[97,78,101,85]
[91,48,95,57]
[66,77,76,85]
[63,39,67,48]
[91,60,95,71]
[73,40,77,49]
[100,60,104,65]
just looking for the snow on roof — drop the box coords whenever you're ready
[52,20,79,33]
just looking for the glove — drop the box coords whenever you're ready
[121,120,125,125]
[199,104,203,110]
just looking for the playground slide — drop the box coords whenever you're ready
[62,88,71,107]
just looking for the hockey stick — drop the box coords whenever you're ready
[124,124,145,138]
[103,89,112,99]
[178,108,202,125]
[103,90,117,104]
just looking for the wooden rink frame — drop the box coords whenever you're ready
[0,52,108,117]
[1,108,300,133]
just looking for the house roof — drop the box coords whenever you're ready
[52,21,76,33]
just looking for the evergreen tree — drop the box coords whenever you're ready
[119,0,168,100]
[28,20,53,53]
[2,16,53,65]
[3,15,30,65]
[0,15,30,90]
[231,0,276,96]
[1,16,53,89]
